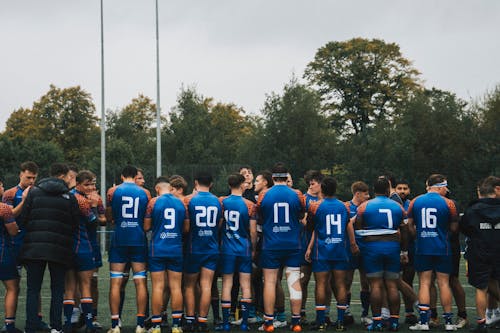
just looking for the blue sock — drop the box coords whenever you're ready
[5,317,15,333]
[198,317,208,329]
[443,312,453,325]
[222,300,231,325]
[315,305,326,325]
[248,303,256,318]
[63,300,75,326]
[292,314,301,326]
[390,315,399,326]
[418,304,430,325]
[264,314,274,326]
[111,315,119,329]
[151,315,162,328]
[81,298,94,330]
[337,304,347,324]
[172,311,183,327]
[137,314,146,328]
[241,299,251,325]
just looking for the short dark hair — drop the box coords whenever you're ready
[121,165,138,179]
[351,181,369,194]
[169,175,188,192]
[426,174,447,187]
[76,170,96,184]
[67,163,80,173]
[478,176,500,197]
[321,177,337,197]
[238,166,252,173]
[195,171,213,187]
[228,173,245,189]
[50,163,69,177]
[20,161,39,174]
[374,177,390,195]
[257,170,274,188]
[271,162,288,182]
[395,179,410,187]
[154,176,170,186]
[304,170,324,184]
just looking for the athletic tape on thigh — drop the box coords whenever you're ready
[285,266,302,300]
[110,271,124,279]
[133,270,147,279]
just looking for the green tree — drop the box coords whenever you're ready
[304,38,421,135]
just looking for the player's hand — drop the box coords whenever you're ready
[87,192,100,207]
[400,252,409,264]
[305,249,312,263]
[350,243,360,256]
[22,186,31,200]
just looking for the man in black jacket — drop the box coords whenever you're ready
[19,163,79,333]
[460,176,500,333]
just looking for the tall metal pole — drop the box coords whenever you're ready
[100,0,107,254]
[155,0,162,177]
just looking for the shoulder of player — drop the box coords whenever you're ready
[0,202,14,219]
[2,187,17,202]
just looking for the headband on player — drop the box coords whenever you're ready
[430,181,448,188]
[272,173,288,178]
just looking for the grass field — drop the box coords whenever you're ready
[2,254,480,333]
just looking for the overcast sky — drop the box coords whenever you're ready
[1,0,499,130]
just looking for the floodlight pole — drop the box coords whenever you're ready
[155,0,162,177]
[100,0,107,254]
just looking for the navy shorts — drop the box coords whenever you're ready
[414,254,452,274]
[149,256,183,273]
[75,253,96,272]
[312,259,349,273]
[0,248,19,281]
[260,249,302,269]
[361,241,400,278]
[184,253,219,274]
[109,246,147,264]
[220,254,252,274]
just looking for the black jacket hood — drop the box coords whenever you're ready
[36,177,70,195]
[469,198,500,226]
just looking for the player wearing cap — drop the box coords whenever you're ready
[408,174,459,332]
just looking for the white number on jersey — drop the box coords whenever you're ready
[379,208,394,229]
[273,202,290,223]
[163,208,176,229]
[122,196,139,219]
[224,210,240,231]
[195,206,218,227]
[326,214,342,235]
[421,207,437,228]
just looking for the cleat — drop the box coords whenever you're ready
[240,324,249,332]
[335,322,346,331]
[388,323,399,332]
[223,323,231,332]
[107,328,120,333]
[118,320,123,328]
[273,320,287,329]
[148,327,161,333]
[367,322,384,331]
[92,321,103,330]
[136,326,147,333]
[405,314,418,325]
[172,326,183,333]
[258,324,274,332]
[445,324,457,331]
[361,317,373,327]
[315,324,326,332]
[291,325,302,332]
[455,317,468,329]
[409,322,429,331]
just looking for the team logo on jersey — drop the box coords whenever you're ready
[121,222,127,228]
[324,237,342,244]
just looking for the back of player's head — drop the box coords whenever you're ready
[478,176,500,197]
[50,163,69,178]
[379,172,396,188]
[20,161,39,174]
[228,173,245,189]
[169,175,188,193]
[154,176,170,187]
[321,177,337,197]
[373,177,390,195]
[67,163,80,174]
[195,171,213,187]
[121,165,138,179]
[304,170,324,184]
[271,162,289,182]
[351,181,369,194]
[257,170,274,188]
[426,174,447,187]
[76,170,95,183]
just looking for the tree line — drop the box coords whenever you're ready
[0,38,498,207]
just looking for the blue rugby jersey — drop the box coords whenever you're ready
[309,198,350,261]
[220,194,256,257]
[2,185,25,246]
[184,191,222,255]
[257,185,306,251]
[146,193,185,258]
[408,192,458,255]
[0,203,16,259]
[107,182,150,247]
[356,196,405,237]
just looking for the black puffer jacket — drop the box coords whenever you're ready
[19,177,79,266]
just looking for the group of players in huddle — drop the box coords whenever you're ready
[1,161,500,333]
